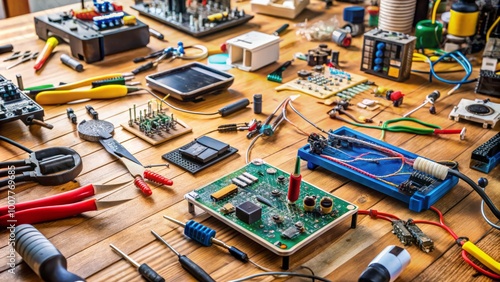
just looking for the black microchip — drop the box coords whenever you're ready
[179,136,230,164]
[236,201,262,225]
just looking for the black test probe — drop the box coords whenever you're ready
[109,244,165,282]
[151,230,215,282]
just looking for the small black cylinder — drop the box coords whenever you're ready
[253,94,262,114]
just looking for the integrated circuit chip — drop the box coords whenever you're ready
[210,184,238,201]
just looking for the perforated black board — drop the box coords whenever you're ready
[162,140,238,173]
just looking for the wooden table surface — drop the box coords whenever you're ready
[0,1,499,281]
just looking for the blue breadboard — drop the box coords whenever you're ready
[298,127,459,212]
[470,132,500,174]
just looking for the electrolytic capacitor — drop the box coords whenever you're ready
[287,157,302,203]
[303,196,316,212]
[60,54,83,72]
[253,94,262,114]
[320,196,333,214]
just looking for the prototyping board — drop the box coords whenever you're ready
[120,101,192,145]
[185,160,357,268]
[131,2,254,37]
[470,132,500,174]
[275,69,369,99]
[298,127,459,212]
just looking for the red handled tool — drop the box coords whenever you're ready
[0,183,129,226]
[118,156,173,196]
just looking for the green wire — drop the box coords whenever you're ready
[341,117,441,140]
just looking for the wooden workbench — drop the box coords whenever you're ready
[0,1,499,281]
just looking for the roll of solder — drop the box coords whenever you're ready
[60,54,84,72]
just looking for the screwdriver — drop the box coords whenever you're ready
[35,85,142,105]
[164,215,249,263]
[151,230,215,282]
[109,244,165,282]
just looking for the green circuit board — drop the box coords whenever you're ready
[185,159,357,256]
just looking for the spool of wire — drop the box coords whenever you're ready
[378,0,417,33]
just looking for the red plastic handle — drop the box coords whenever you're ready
[434,129,462,134]
[134,176,152,196]
[144,170,173,186]
[0,199,97,227]
[0,184,95,215]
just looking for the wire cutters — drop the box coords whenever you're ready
[0,182,129,226]
[0,147,83,189]
[6,52,39,70]
[117,153,173,196]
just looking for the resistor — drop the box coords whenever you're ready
[287,157,302,203]
[85,105,99,120]
[66,108,77,124]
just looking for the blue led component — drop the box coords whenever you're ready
[93,12,124,30]
[94,0,114,13]
[184,220,216,247]
[373,41,385,72]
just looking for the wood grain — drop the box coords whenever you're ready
[0,1,499,282]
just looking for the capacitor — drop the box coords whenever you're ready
[253,94,262,114]
[447,0,479,37]
[303,196,316,212]
[358,245,411,282]
[60,54,83,72]
[319,196,333,214]
[287,157,302,203]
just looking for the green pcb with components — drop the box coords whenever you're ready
[185,160,357,256]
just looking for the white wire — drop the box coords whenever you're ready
[481,186,500,230]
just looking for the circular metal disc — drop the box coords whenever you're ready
[77,119,115,142]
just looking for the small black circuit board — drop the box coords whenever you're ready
[162,136,238,173]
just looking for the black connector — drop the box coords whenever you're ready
[218,98,249,117]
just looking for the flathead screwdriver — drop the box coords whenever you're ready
[164,215,249,262]
[151,230,215,282]
[110,244,165,282]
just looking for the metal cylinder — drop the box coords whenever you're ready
[60,54,84,72]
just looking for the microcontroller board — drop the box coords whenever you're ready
[185,159,357,269]
[0,75,46,127]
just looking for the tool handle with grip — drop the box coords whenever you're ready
[134,176,153,196]
[144,170,173,186]
[179,255,215,282]
[0,44,13,54]
[0,184,95,215]
[54,73,124,90]
[138,264,165,282]
[0,199,97,226]
[35,84,129,105]
[229,246,249,262]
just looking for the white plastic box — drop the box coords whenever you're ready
[226,31,280,72]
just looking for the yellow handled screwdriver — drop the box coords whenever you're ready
[35,85,142,105]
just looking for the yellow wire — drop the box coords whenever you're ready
[432,0,441,24]
[486,16,500,42]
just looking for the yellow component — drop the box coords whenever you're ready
[123,15,137,25]
[319,196,333,214]
[462,241,500,274]
[220,203,235,214]
[280,244,287,249]
[207,12,228,22]
[49,73,126,90]
[210,184,238,201]
[388,67,400,78]
[486,16,500,42]
[36,84,130,105]
[448,10,479,37]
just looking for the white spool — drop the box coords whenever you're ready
[378,0,417,34]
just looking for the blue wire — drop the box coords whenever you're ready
[429,51,475,88]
